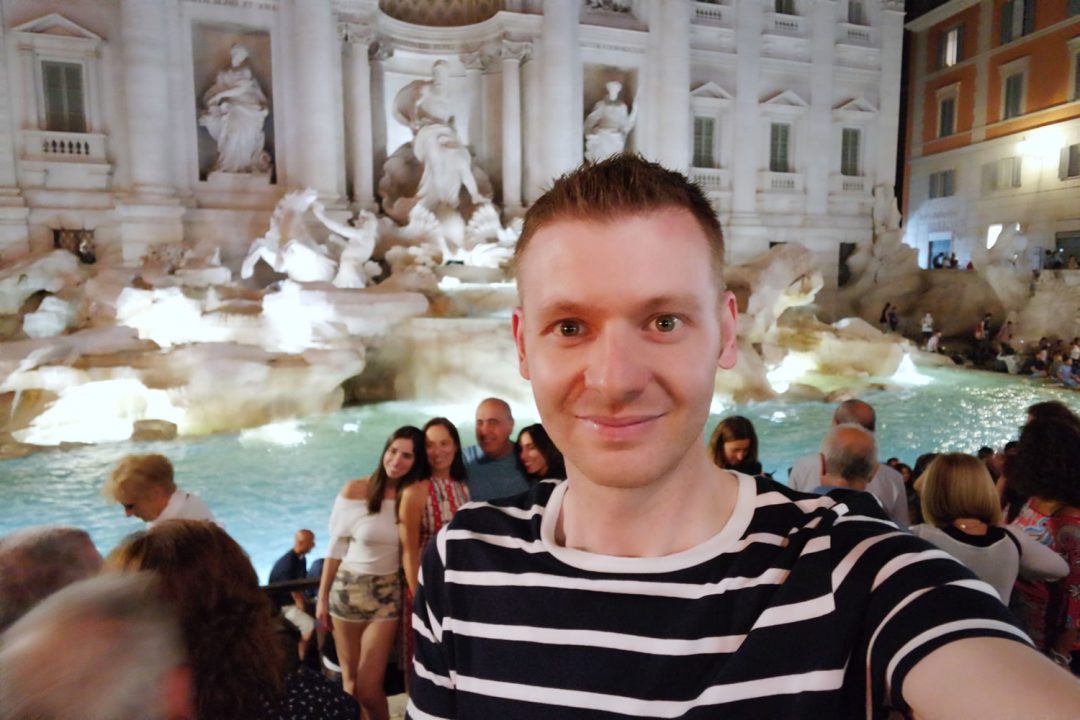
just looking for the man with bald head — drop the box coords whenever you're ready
[269,529,316,660]
[462,397,529,501]
[788,399,909,524]
[812,424,879,496]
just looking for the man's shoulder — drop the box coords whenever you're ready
[462,444,483,465]
[269,550,300,580]
[443,481,557,539]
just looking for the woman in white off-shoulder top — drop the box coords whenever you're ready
[316,426,429,720]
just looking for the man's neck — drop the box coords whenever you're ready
[556,451,738,557]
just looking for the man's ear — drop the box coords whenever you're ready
[512,307,530,380]
[717,290,738,370]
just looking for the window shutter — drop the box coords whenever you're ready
[981,162,995,193]
[1061,147,1071,181]
[956,24,964,62]
[937,32,946,69]
[1000,0,1012,44]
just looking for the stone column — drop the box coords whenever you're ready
[0,25,28,260]
[342,23,376,210]
[806,0,834,215]
[117,0,183,263]
[539,0,582,182]
[501,40,529,215]
[876,2,905,183]
[652,0,691,171]
[731,0,763,217]
[289,0,344,201]
[461,49,486,161]
[370,41,394,203]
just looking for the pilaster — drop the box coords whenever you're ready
[540,0,582,182]
[501,40,530,215]
[341,23,376,211]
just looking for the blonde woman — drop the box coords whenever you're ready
[911,453,1066,603]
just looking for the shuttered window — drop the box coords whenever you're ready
[42,61,86,133]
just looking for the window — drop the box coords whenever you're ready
[1074,49,1080,100]
[1061,143,1080,179]
[769,123,791,172]
[840,128,860,176]
[692,116,716,168]
[984,156,1022,191]
[1069,0,1080,17]
[41,61,86,133]
[929,169,955,198]
[999,0,1034,45]
[847,1,866,25]
[775,0,795,15]
[938,96,956,137]
[1002,72,1025,119]
[938,26,962,68]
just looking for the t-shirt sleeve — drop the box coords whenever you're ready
[407,525,458,720]
[839,524,1033,713]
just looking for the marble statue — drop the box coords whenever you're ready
[584,80,637,162]
[311,202,382,289]
[199,44,272,175]
[240,189,337,283]
[871,183,902,235]
[393,60,484,209]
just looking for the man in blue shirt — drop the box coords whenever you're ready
[463,397,529,501]
[268,529,315,660]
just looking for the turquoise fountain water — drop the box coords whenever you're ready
[2,367,1078,581]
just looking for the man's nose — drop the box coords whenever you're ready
[583,324,648,400]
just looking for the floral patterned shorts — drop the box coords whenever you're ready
[329,569,401,622]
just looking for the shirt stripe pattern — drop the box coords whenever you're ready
[407,475,1027,719]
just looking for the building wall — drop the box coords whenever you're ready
[0,0,907,289]
[905,0,1080,269]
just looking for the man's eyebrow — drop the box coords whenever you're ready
[533,295,705,318]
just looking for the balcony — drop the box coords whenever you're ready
[20,130,111,190]
[693,1,732,28]
[758,170,804,193]
[763,12,805,37]
[830,174,870,195]
[836,22,879,47]
[690,167,731,192]
[23,130,108,163]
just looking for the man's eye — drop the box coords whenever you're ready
[556,321,583,337]
[653,315,681,333]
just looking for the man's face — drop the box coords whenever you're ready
[512,208,737,491]
[296,532,315,555]
[475,401,514,459]
[116,486,170,523]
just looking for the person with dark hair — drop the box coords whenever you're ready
[517,423,566,483]
[1026,400,1080,428]
[1007,418,1080,672]
[911,453,1065,603]
[406,155,1080,718]
[111,520,356,720]
[0,525,103,633]
[399,418,470,670]
[708,415,764,476]
[315,425,428,719]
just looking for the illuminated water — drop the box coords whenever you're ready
[2,366,1078,581]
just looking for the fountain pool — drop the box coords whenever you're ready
[2,366,1078,582]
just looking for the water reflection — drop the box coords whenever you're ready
[2,368,1077,581]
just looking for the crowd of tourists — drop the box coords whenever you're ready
[3,156,1079,718]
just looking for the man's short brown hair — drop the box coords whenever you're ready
[514,155,724,290]
[102,454,175,502]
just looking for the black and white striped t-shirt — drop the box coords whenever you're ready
[408,474,1028,719]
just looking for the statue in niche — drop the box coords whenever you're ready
[584,80,637,162]
[392,60,485,210]
[199,44,272,175]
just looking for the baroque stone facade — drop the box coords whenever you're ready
[0,0,904,286]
